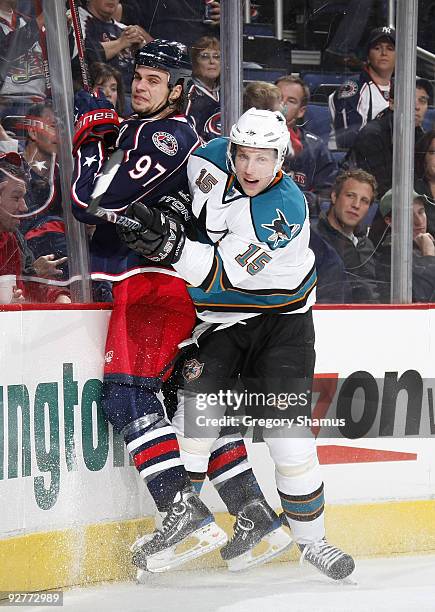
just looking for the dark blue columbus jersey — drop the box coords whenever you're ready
[284,127,338,199]
[71,113,200,280]
[186,80,221,143]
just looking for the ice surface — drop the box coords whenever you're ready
[24,554,435,612]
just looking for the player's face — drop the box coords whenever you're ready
[330,178,373,232]
[195,47,221,83]
[413,199,427,239]
[424,137,435,179]
[276,82,306,128]
[131,66,174,115]
[368,41,395,77]
[96,76,118,109]
[415,87,429,128]
[234,146,277,197]
[0,177,27,232]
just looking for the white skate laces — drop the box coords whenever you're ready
[300,539,346,570]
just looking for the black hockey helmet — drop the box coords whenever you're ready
[135,39,192,94]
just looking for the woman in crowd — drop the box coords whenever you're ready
[186,35,221,142]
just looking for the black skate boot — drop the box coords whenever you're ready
[131,486,227,574]
[221,499,293,571]
[298,538,355,580]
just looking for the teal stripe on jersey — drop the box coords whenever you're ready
[193,137,229,172]
[188,267,317,311]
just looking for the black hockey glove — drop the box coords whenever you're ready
[118,200,186,264]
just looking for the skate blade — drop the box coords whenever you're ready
[227,526,293,572]
[146,522,228,573]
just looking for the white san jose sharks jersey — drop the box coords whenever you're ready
[173,137,317,323]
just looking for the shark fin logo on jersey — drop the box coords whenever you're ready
[182,358,204,382]
[152,131,179,156]
[262,209,300,248]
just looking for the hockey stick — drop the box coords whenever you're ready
[68,0,91,92]
[85,149,150,231]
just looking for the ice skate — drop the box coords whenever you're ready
[131,486,227,573]
[298,538,355,580]
[221,499,293,572]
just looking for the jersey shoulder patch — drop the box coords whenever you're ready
[152,131,179,156]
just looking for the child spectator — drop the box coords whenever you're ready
[89,61,126,117]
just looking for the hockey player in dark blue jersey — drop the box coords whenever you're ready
[119,108,355,580]
[71,40,227,575]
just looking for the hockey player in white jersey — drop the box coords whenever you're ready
[118,108,355,580]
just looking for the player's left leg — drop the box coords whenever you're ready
[252,310,355,580]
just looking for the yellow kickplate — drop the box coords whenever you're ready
[175,536,200,555]
[1,500,435,594]
[252,540,271,558]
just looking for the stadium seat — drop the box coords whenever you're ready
[304,103,331,145]
[301,72,347,96]
[243,67,288,83]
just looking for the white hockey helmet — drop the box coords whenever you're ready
[227,107,291,177]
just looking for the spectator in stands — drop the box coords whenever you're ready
[79,0,148,93]
[186,36,220,142]
[138,1,220,49]
[275,75,338,217]
[329,26,395,149]
[0,0,47,103]
[21,101,68,281]
[374,188,435,303]
[415,129,435,235]
[243,80,281,112]
[316,169,380,303]
[89,61,127,117]
[0,152,70,303]
[345,78,431,199]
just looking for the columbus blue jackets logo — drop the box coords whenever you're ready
[152,131,179,156]
[182,358,204,381]
[262,209,300,247]
[203,112,221,138]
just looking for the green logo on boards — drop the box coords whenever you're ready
[0,364,127,510]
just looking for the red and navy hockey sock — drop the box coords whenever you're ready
[207,438,262,515]
[124,420,190,512]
